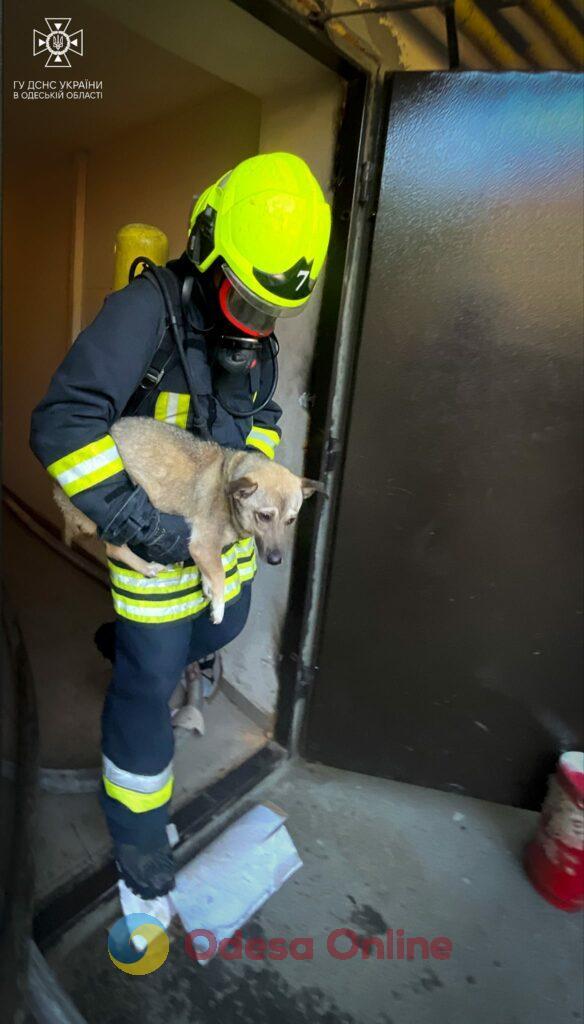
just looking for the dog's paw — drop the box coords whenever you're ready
[145,562,166,578]
[210,600,225,625]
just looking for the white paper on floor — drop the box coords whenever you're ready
[170,803,302,961]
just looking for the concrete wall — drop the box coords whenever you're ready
[220,79,344,718]
[2,156,77,521]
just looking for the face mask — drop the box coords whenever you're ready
[181,269,263,376]
[217,277,276,338]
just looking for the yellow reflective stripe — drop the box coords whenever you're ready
[154,392,169,422]
[111,576,244,623]
[246,425,281,460]
[109,560,185,582]
[103,775,174,813]
[108,546,248,595]
[47,435,124,497]
[174,394,190,429]
[238,558,256,582]
[247,436,274,459]
[155,392,190,429]
[111,593,208,623]
[66,459,125,497]
[249,426,281,445]
[48,435,114,475]
[109,563,203,595]
[253,426,280,445]
[109,537,257,622]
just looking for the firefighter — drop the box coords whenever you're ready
[30,152,331,917]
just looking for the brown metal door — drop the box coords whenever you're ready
[305,73,583,808]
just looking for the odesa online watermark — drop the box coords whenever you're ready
[108,914,453,975]
[185,928,454,964]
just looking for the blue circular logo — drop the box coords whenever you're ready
[108,913,169,975]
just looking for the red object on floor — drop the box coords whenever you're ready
[525,751,584,912]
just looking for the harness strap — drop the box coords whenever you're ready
[123,266,188,418]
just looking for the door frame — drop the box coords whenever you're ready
[237,9,391,755]
[231,2,388,757]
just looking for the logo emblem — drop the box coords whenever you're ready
[108,914,169,975]
[33,18,83,68]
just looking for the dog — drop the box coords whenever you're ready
[54,417,324,624]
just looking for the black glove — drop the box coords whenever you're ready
[115,840,176,898]
[133,511,192,565]
[101,485,191,564]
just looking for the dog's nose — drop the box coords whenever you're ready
[267,550,282,565]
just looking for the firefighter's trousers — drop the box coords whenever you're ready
[100,586,251,847]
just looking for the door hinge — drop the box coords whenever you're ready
[358,160,375,206]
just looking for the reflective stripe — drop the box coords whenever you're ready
[102,755,174,813]
[103,756,173,793]
[246,425,281,460]
[111,593,208,623]
[103,776,174,813]
[111,577,244,624]
[109,538,257,623]
[238,558,256,582]
[47,435,124,497]
[108,547,243,594]
[109,563,203,595]
[154,391,190,429]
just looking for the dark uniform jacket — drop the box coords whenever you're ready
[30,254,282,566]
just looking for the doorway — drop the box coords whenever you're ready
[1,0,364,933]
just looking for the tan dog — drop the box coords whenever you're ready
[54,417,324,624]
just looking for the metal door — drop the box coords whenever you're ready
[305,73,583,808]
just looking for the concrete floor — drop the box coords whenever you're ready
[45,761,583,1024]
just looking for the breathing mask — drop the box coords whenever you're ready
[214,267,282,380]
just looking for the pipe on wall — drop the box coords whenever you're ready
[523,0,584,66]
[455,0,528,66]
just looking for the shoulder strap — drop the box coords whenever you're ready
[122,267,183,417]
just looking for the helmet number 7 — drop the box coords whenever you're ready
[295,269,310,292]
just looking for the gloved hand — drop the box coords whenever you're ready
[134,511,192,565]
[101,485,192,564]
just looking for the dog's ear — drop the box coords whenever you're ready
[301,478,328,500]
[228,477,258,501]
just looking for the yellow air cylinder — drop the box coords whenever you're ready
[113,223,169,291]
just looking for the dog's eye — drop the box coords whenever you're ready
[256,511,273,522]
[286,517,297,526]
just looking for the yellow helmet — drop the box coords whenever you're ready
[187,152,331,335]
